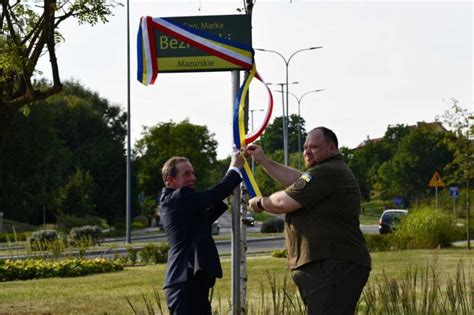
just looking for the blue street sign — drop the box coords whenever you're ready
[449,186,459,199]
[393,196,404,208]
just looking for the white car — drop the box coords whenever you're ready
[379,209,408,234]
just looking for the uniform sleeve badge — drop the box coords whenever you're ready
[293,172,313,190]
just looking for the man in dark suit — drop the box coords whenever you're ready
[160,153,244,314]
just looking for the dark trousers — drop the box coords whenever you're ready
[165,270,215,315]
[291,260,370,315]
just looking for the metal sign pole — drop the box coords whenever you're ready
[240,190,247,314]
[231,70,242,314]
[125,0,132,244]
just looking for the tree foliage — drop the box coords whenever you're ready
[342,111,471,206]
[0,81,126,225]
[259,114,306,154]
[135,120,220,200]
[0,0,117,142]
[437,99,474,186]
[54,168,95,217]
[343,124,411,200]
[377,123,453,202]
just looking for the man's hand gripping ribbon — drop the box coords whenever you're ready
[137,16,273,197]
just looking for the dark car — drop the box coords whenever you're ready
[379,209,408,234]
[211,220,220,235]
[242,214,255,227]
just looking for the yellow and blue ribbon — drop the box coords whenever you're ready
[232,64,273,197]
[137,16,273,197]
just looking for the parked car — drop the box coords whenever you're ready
[242,214,255,227]
[379,209,408,234]
[211,220,220,235]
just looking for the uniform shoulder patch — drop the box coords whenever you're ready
[301,172,312,182]
[293,172,313,190]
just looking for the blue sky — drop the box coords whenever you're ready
[38,0,473,158]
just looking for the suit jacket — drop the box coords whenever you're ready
[160,170,242,288]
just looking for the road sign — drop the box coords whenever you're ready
[152,15,252,72]
[393,196,404,208]
[449,186,459,199]
[428,171,445,188]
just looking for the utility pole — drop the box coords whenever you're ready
[466,125,472,250]
[125,0,132,244]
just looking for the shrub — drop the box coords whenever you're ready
[453,220,474,242]
[127,247,139,266]
[133,215,150,227]
[29,229,59,250]
[0,232,28,243]
[392,207,458,249]
[0,258,123,281]
[364,234,393,252]
[139,242,169,264]
[139,244,158,264]
[271,249,287,258]
[69,225,102,246]
[57,214,104,231]
[131,222,144,230]
[157,242,169,263]
[102,227,124,238]
[261,217,285,233]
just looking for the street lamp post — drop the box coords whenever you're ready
[267,82,299,166]
[250,108,264,174]
[286,89,325,170]
[256,46,323,166]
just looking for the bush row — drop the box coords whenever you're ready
[0,257,124,281]
[29,226,102,250]
[261,217,285,233]
[366,207,468,251]
[0,232,28,243]
[125,242,169,266]
[270,207,469,255]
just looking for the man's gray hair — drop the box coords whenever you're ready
[162,156,190,185]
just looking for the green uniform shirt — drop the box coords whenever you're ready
[284,154,371,270]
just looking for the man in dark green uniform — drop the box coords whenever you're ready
[247,127,371,315]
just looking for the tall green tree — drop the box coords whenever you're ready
[54,168,95,217]
[0,81,126,225]
[135,120,219,200]
[0,0,117,142]
[343,124,411,200]
[377,124,453,203]
[437,99,473,186]
[259,114,306,154]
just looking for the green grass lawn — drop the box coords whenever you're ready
[0,248,472,314]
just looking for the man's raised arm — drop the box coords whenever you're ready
[245,144,301,187]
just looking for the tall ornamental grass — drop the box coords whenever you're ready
[392,207,460,249]
[126,257,472,314]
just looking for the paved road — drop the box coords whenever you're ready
[0,223,379,260]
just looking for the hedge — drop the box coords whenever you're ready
[261,217,285,233]
[0,232,28,243]
[0,258,124,281]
